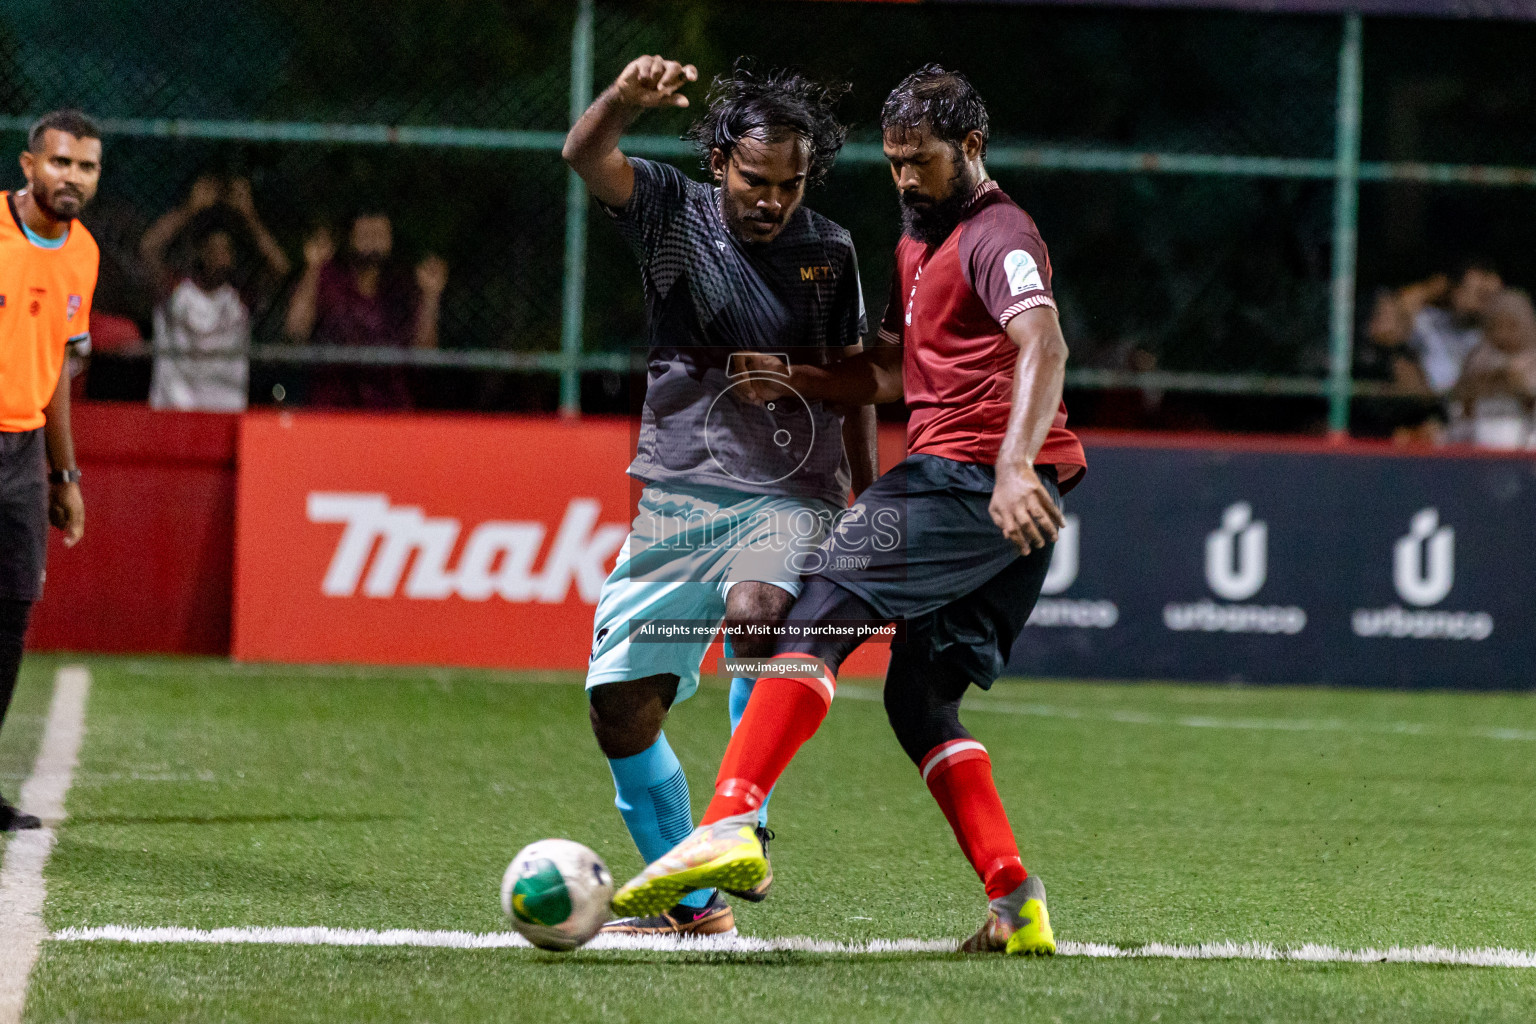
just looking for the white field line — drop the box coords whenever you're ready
[0,666,91,1024]
[836,684,1536,743]
[46,925,1536,968]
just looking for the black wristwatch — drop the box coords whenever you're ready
[48,468,82,485]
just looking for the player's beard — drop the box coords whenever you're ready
[900,156,977,247]
[32,182,86,223]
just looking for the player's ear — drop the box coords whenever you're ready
[709,147,727,184]
[962,130,985,163]
[18,149,32,180]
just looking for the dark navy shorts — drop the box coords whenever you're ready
[0,428,47,603]
[806,454,1061,689]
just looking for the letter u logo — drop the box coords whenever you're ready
[1394,508,1454,607]
[1040,515,1079,595]
[1205,502,1267,602]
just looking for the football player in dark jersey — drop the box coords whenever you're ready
[562,57,876,936]
[613,66,1085,956]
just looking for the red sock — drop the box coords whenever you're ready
[921,740,1028,900]
[703,656,835,824]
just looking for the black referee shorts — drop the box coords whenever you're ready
[0,428,47,603]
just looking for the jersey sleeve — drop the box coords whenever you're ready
[66,251,97,348]
[833,241,867,349]
[601,157,690,263]
[67,290,92,345]
[961,206,1056,328]
[877,264,905,346]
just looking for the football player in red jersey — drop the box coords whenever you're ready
[611,66,1086,955]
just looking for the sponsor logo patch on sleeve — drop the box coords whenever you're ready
[1004,249,1043,296]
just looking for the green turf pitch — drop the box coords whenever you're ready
[9,656,1536,1022]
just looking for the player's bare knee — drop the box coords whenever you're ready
[587,675,678,759]
[725,582,795,659]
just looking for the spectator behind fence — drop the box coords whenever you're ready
[141,176,290,411]
[283,212,448,409]
[1406,259,1502,395]
[1451,289,1536,449]
[1352,287,1441,442]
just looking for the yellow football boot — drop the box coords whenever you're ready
[959,875,1056,956]
[611,813,767,919]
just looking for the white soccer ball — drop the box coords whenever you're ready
[501,839,614,951]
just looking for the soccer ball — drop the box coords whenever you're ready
[501,839,614,951]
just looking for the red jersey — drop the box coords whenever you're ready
[878,180,1085,491]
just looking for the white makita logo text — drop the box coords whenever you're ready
[307,493,626,603]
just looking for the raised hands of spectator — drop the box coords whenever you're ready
[226,177,257,218]
[614,55,698,109]
[303,227,336,270]
[416,255,449,299]
[188,174,223,212]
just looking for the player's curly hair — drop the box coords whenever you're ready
[685,62,849,189]
[881,64,989,157]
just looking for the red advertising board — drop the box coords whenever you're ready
[30,403,238,655]
[233,411,892,676]
[235,412,636,668]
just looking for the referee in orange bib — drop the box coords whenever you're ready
[0,110,98,830]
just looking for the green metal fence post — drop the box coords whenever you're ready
[1327,14,1364,435]
[559,0,595,416]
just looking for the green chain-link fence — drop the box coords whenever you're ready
[3,0,1534,428]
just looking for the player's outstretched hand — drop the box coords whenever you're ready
[989,463,1065,555]
[614,55,698,109]
[729,352,793,405]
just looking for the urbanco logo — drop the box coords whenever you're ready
[1040,515,1079,595]
[1164,502,1305,635]
[1027,515,1119,630]
[307,493,626,604]
[1205,502,1267,602]
[1353,508,1492,641]
[1393,507,1454,607]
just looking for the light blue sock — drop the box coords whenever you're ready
[727,676,773,828]
[607,732,712,911]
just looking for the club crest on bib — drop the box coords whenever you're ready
[67,294,82,320]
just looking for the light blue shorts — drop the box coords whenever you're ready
[585,482,840,703]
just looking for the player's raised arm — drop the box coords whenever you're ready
[562,55,698,209]
[989,305,1069,554]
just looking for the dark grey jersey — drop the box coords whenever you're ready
[605,158,866,505]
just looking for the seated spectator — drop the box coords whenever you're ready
[1352,288,1441,441]
[283,212,448,410]
[1451,289,1536,449]
[1406,259,1502,395]
[141,176,291,412]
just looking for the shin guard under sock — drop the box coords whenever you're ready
[608,732,712,910]
[921,740,1028,900]
[705,659,835,824]
[727,675,774,827]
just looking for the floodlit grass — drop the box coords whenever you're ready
[9,656,1536,1022]
[0,652,56,858]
